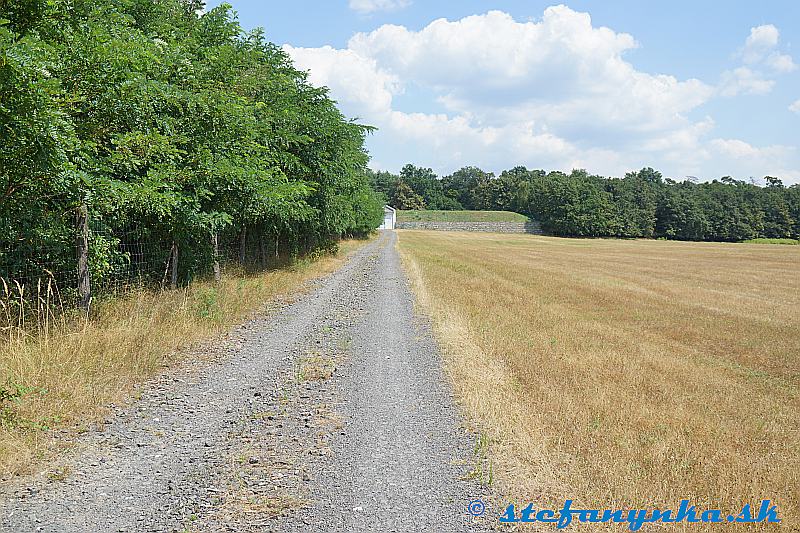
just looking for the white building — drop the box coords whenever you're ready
[378,205,396,230]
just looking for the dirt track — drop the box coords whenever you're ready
[0,232,494,532]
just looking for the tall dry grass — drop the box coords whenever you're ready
[0,238,371,477]
[398,231,799,530]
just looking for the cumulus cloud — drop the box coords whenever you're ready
[742,25,780,63]
[790,99,800,114]
[710,139,798,182]
[764,53,797,73]
[286,8,799,183]
[740,24,796,72]
[710,138,790,159]
[347,8,714,135]
[348,0,410,14]
[284,45,400,117]
[722,24,796,96]
[719,67,775,96]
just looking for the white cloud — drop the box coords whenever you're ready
[344,9,713,149]
[709,139,798,181]
[348,0,410,14]
[719,67,775,96]
[710,138,790,159]
[286,8,800,184]
[765,53,797,73]
[742,25,780,63]
[790,99,800,114]
[284,45,400,117]
[722,24,796,96]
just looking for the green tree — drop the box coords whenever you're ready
[399,164,458,209]
[528,170,619,237]
[1,0,383,291]
[393,181,426,210]
[442,166,490,210]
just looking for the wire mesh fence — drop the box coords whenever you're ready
[0,206,319,328]
[0,221,75,299]
[87,221,174,296]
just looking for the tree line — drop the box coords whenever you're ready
[1,0,383,293]
[370,165,800,241]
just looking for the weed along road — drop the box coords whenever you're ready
[0,232,494,533]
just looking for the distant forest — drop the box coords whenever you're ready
[370,165,800,241]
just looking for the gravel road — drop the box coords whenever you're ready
[0,231,495,532]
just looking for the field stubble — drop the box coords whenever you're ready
[398,230,799,530]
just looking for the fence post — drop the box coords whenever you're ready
[259,232,267,269]
[239,228,246,265]
[170,241,178,289]
[212,232,221,282]
[76,203,91,311]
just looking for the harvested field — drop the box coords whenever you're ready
[399,230,800,529]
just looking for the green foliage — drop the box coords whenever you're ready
[396,210,529,223]
[0,379,48,429]
[393,181,426,210]
[529,170,619,237]
[743,238,799,245]
[373,162,799,242]
[1,0,383,291]
[399,164,458,210]
[194,286,220,321]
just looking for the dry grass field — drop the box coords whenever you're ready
[0,238,371,476]
[398,230,799,529]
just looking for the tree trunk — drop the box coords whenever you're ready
[170,241,178,289]
[238,227,246,265]
[212,232,221,282]
[259,232,267,269]
[76,204,91,312]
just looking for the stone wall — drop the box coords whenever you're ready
[395,220,543,234]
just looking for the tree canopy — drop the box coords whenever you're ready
[371,165,800,241]
[1,0,383,289]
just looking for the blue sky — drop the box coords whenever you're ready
[207,1,800,183]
